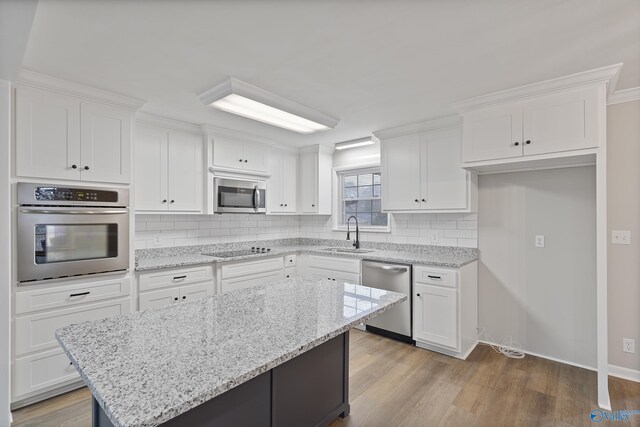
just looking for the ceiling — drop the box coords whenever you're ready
[21,0,640,147]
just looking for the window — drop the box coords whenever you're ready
[337,167,388,230]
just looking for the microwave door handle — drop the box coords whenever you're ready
[19,209,128,215]
[253,185,260,212]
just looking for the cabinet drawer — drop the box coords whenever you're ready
[307,255,360,274]
[138,265,214,291]
[221,257,284,280]
[15,276,130,314]
[284,254,297,267]
[13,348,80,398]
[14,298,130,356]
[414,266,457,288]
[221,270,284,293]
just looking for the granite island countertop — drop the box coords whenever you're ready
[135,238,477,271]
[56,278,406,427]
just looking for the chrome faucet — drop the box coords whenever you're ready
[346,215,360,249]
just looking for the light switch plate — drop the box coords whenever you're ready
[612,230,631,245]
[427,230,439,245]
[535,235,545,248]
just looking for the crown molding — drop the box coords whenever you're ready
[15,69,146,110]
[451,63,623,113]
[607,87,640,105]
[373,115,460,140]
[135,112,202,135]
[198,77,340,129]
[299,143,335,155]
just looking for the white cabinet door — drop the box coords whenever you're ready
[281,153,298,212]
[221,270,284,293]
[15,87,81,180]
[80,101,131,184]
[13,348,80,397]
[299,152,318,213]
[462,103,523,162]
[242,141,268,173]
[135,125,168,211]
[167,131,203,212]
[139,288,179,310]
[413,283,458,349]
[420,128,467,209]
[331,271,360,286]
[267,153,284,213]
[14,299,130,356]
[381,134,422,210]
[523,86,601,156]
[212,136,244,169]
[179,283,212,303]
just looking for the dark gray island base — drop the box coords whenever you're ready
[93,332,350,427]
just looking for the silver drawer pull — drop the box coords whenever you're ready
[69,291,90,298]
[427,275,442,280]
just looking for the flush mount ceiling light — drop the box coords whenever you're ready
[334,136,379,150]
[198,78,339,134]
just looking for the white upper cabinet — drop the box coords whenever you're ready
[268,150,297,213]
[453,65,619,171]
[522,87,600,156]
[15,86,134,184]
[381,134,422,211]
[461,103,524,163]
[80,101,131,183]
[379,119,475,212]
[212,136,268,173]
[135,122,203,213]
[298,145,333,215]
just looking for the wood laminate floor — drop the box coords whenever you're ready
[12,330,640,427]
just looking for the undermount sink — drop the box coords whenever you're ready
[321,247,374,254]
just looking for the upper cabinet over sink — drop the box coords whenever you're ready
[14,72,145,184]
[452,64,622,173]
[376,116,477,213]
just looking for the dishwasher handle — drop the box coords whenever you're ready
[365,263,408,273]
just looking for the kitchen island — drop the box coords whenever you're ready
[56,277,406,427]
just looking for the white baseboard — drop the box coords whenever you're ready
[608,364,640,383]
[477,340,597,371]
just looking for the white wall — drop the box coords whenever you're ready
[478,166,597,368]
[0,79,12,427]
[607,100,640,375]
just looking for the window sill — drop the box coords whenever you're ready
[333,226,391,234]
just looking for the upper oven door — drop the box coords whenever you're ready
[213,178,266,213]
[17,207,130,282]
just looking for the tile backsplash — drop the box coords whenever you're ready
[135,212,477,249]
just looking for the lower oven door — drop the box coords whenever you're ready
[17,207,130,282]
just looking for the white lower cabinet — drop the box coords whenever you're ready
[220,257,285,293]
[12,276,132,402]
[13,348,81,398]
[137,266,214,311]
[304,255,361,285]
[412,262,478,359]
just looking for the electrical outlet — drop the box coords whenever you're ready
[153,236,161,246]
[623,338,635,354]
[612,230,631,245]
[535,235,545,248]
[427,230,439,245]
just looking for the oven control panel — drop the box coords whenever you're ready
[33,187,119,203]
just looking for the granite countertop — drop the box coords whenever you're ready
[135,238,478,271]
[56,278,406,427]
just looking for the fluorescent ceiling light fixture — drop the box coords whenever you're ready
[199,78,339,134]
[335,136,378,150]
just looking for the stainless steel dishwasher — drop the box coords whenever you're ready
[362,260,413,343]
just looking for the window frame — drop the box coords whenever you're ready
[332,165,390,233]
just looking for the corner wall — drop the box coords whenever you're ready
[606,100,640,377]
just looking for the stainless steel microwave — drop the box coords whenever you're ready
[17,183,130,283]
[213,177,266,213]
